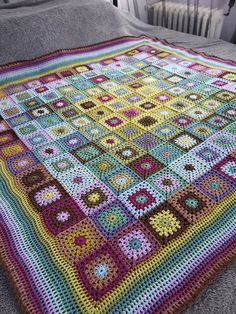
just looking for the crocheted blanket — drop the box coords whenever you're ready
[0,36,235,314]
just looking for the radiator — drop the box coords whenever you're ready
[148,2,224,39]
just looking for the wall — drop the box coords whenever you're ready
[118,0,236,42]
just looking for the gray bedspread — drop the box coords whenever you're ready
[0,1,236,313]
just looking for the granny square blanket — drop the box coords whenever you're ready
[0,36,236,314]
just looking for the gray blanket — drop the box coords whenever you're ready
[0,1,236,313]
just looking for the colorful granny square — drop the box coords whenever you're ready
[41,196,85,235]
[150,141,184,165]
[57,218,105,263]
[121,182,164,218]
[72,142,104,164]
[147,168,187,198]
[193,170,235,201]
[74,182,115,216]
[213,155,236,183]
[111,143,144,164]
[112,221,161,267]
[76,244,128,300]
[168,185,215,223]
[141,202,189,244]
[91,200,134,239]
[129,154,164,179]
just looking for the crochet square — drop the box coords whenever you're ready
[193,170,235,202]
[0,140,27,160]
[74,182,115,216]
[57,218,105,264]
[76,244,128,300]
[168,185,215,223]
[112,221,161,267]
[141,202,188,244]
[58,167,97,196]
[170,132,201,151]
[169,154,210,183]
[152,122,182,140]
[106,168,140,195]
[58,132,88,151]
[121,182,164,218]
[34,142,65,162]
[7,112,32,127]
[37,113,63,129]
[213,155,236,183]
[85,153,123,179]
[147,168,187,198]
[6,151,39,175]
[207,131,236,153]
[150,142,184,165]
[111,143,144,164]
[133,132,162,150]
[186,122,217,140]
[129,154,164,179]
[15,164,52,193]
[44,153,78,178]
[98,134,123,150]
[28,105,53,119]
[80,123,108,140]
[190,143,226,166]
[28,180,68,212]
[171,115,194,128]
[91,200,134,239]
[41,197,85,235]
[216,103,236,121]
[205,114,232,129]
[72,143,104,164]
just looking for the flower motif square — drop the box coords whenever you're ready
[169,154,210,183]
[147,168,187,198]
[76,244,128,300]
[51,99,70,110]
[121,182,164,218]
[57,218,105,263]
[154,92,173,104]
[112,221,161,267]
[91,200,134,239]
[72,143,104,164]
[41,197,85,235]
[185,107,211,120]
[213,155,236,183]
[102,115,126,129]
[29,105,52,118]
[141,202,188,244]
[205,114,232,129]
[106,168,140,195]
[74,182,115,216]
[193,170,235,202]
[133,133,162,150]
[170,132,201,151]
[129,154,164,179]
[135,114,161,130]
[168,185,215,223]
[29,180,68,211]
[150,142,184,165]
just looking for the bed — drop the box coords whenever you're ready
[0,1,236,313]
